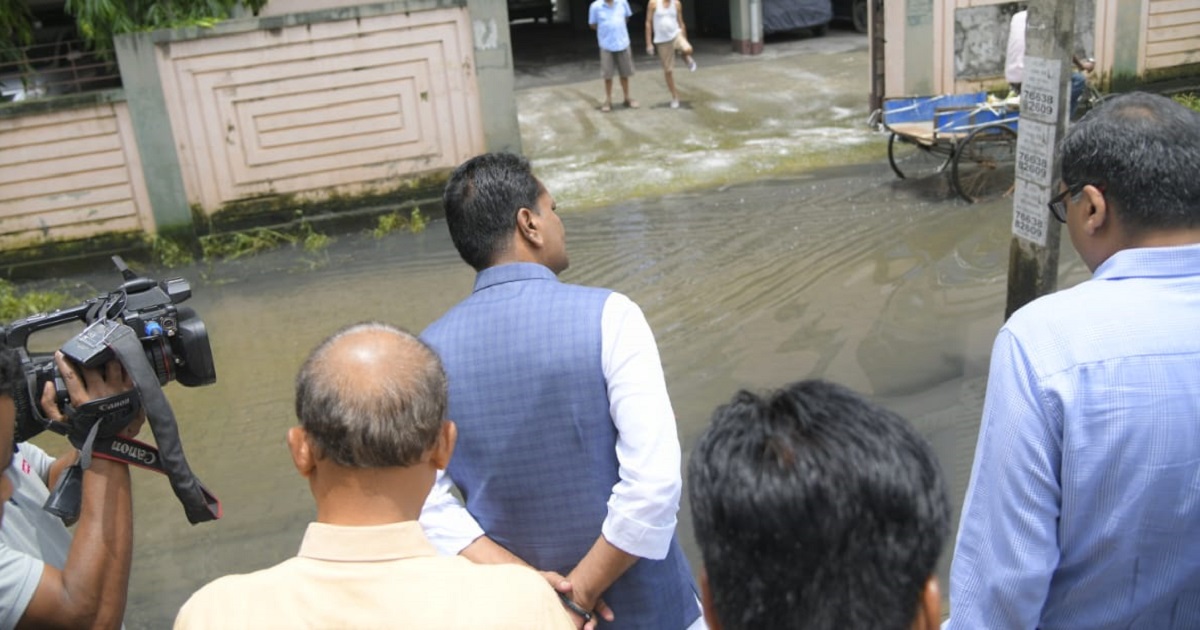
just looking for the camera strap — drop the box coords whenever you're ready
[101,322,222,524]
[90,435,174,474]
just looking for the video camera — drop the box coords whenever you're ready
[1,256,222,524]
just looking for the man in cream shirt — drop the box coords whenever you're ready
[175,323,573,629]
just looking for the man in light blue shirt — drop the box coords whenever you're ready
[948,92,1200,629]
[588,0,638,112]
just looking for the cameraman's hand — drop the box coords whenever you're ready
[41,352,145,438]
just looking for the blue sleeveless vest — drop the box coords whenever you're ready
[422,263,700,629]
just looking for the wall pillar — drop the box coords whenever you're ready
[466,0,523,153]
[113,33,195,239]
[730,0,763,55]
[1109,0,1143,89]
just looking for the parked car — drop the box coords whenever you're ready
[832,0,867,33]
[508,0,554,22]
[761,0,832,35]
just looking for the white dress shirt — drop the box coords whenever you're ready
[420,292,707,629]
[421,292,682,560]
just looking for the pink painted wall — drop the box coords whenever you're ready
[155,7,484,214]
[0,102,155,249]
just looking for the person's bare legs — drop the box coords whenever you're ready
[664,70,678,103]
[619,77,637,108]
[602,78,614,111]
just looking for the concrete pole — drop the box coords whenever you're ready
[730,0,763,55]
[1004,0,1075,319]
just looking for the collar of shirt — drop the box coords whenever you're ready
[297,521,438,562]
[1093,243,1200,282]
[473,262,557,293]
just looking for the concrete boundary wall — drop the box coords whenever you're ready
[883,0,1199,98]
[117,1,492,231]
[0,95,156,250]
[0,0,520,259]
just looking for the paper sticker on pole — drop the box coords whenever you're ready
[1012,179,1049,246]
[1015,118,1056,189]
[1021,56,1062,124]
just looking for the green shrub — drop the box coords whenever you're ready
[408,207,427,234]
[200,228,295,260]
[372,207,428,238]
[1173,93,1200,113]
[151,236,195,268]
[0,279,70,321]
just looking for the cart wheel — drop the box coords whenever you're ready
[888,133,951,180]
[952,125,1018,203]
[852,0,868,33]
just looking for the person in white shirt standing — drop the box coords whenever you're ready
[419,153,705,630]
[644,0,697,109]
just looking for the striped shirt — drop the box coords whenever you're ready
[948,243,1200,629]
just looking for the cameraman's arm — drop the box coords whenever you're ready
[17,356,134,630]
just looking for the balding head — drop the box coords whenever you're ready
[295,322,447,468]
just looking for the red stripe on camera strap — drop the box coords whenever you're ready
[91,435,223,519]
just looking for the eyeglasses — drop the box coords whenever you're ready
[1047,182,1095,223]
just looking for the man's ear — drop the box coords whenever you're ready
[287,426,317,478]
[515,207,542,247]
[429,420,457,470]
[1080,184,1108,235]
[911,575,941,630]
[699,570,723,630]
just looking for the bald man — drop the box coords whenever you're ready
[175,323,573,629]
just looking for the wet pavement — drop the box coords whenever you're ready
[510,23,877,207]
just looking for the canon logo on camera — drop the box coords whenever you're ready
[98,398,132,413]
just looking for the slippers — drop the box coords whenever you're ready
[600,102,612,113]
[624,99,639,109]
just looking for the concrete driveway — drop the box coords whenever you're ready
[509,23,882,208]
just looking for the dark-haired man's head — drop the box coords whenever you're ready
[1058,92,1200,270]
[0,346,21,524]
[442,153,568,274]
[688,379,950,630]
[291,323,455,523]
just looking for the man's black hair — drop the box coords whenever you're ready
[0,346,20,403]
[688,379,950,630]
[0,345,21,449]
[1060,92,1200,233]
[442,153,543,271]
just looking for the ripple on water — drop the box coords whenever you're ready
[114,162,1064,628]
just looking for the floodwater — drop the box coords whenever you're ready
[37,161,1088,627]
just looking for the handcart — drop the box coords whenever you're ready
[881,92,1020,203]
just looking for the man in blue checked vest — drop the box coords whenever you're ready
[419,153,703,630]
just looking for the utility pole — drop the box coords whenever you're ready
[1004,0,1076,319]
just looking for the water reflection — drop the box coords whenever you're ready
[44,163,1088,627]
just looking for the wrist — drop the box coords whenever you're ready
[88,457,131,475]
[566,575,599,609]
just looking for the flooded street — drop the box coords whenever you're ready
[15,24,1081,613]
[24,159,1089,627]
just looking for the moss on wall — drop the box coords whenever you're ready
[199,172,450,235]
[0,172,451,281]
[1108,63,1200,94]
[0,232,149,281]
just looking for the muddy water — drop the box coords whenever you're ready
[46,163,1087,628]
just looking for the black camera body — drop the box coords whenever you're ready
[3,257,216,442]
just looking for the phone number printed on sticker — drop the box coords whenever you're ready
[1017,149,1049,183]
[1014,209,1045,237]
[1023,90,1055,118]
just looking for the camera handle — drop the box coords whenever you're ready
[43,320,222,525]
